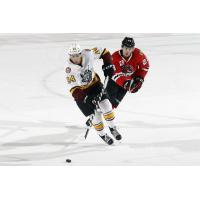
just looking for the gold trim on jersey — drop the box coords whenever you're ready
[70,86,80,94]
[69,73,100,95]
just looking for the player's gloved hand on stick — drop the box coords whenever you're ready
[102,64,115,78]
[123,76,144,93]
[84,92,103,106]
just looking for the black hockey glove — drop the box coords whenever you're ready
[102,64,115,78]
[124,76,144,93]
[84,92,103,106]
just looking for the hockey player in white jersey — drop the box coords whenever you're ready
[65,43,121,145]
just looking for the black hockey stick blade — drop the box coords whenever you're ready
[84,128,90,139]
[84,117,93,139]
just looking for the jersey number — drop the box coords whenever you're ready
[66,75,76,84]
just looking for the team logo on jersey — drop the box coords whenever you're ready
[80,70,92,83]
[65,67,71,73]
[121,64,134,75]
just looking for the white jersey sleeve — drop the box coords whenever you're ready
[65,64,80,92]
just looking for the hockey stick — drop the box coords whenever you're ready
[84,76,109,139]
[103,76,109,93]
[96,75,109,109]
[128,79,134,93]
[84,114,94,139]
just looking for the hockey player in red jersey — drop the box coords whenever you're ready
[102,36,150,108]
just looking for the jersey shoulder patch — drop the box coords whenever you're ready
[65,67,71,73]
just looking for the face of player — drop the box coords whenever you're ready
[69,53,82,65]
[122,46,134,58]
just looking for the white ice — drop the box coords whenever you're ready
[0,33,200,165]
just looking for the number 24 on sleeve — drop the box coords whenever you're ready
[66,75,76,83]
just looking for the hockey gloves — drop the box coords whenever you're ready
[102,64,115,78]
[124,76,144,93]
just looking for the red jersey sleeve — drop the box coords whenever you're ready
[134,49,150,79]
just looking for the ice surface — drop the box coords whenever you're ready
[0,33,200,165]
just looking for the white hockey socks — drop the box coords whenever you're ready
[92,110,105,136]
[99,99,116,128]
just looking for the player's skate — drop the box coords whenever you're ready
[109,127,122,140]
[99,134,114,145]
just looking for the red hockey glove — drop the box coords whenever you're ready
[123,76,144,93]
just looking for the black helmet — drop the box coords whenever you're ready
[121,37,135,48]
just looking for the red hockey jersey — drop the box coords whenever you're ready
[112,48,149,88]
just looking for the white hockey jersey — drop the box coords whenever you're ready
[65,47,107,94]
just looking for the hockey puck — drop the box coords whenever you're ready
[66,159,71,163]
